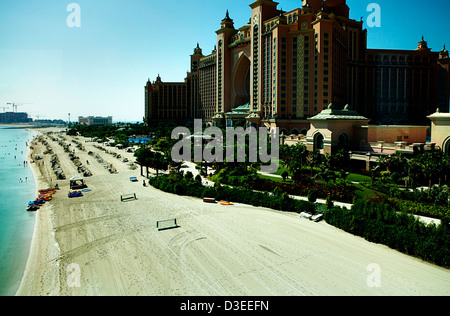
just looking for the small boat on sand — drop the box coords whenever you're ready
[27,205,40,212]
[219,200,233,205]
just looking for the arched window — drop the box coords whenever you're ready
[444,137,450,155]
[337,132,348,149]
[314,133,324,151]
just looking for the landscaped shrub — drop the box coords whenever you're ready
[149,174,316,215]
[324,198,450,268]
[391,198,450,219]
[308,190,318,202]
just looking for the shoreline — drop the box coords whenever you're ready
[16,128,62,296]
[15,130,450,296]
[0,126,38,296]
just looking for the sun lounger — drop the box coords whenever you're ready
[300,212,312,220]
[311,214,324,222]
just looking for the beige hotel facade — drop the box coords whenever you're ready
[145,0,450,133]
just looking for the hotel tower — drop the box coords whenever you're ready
[145,0,450,133]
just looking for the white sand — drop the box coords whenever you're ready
[16,129,450,296]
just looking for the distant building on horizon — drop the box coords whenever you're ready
[0,112,32,124]
[78,116,113,126]
[145,0,450,130]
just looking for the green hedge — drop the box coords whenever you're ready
[361,182,450,219]
[324,198,450,268]
[149,174,316,215]
[392,198,450,219]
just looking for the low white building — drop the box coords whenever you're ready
[79,116,113,126]
[428,110,450,154]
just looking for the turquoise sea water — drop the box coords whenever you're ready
[0,126,37,296]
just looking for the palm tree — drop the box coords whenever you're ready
[279,143,308,185]
[134,147,169,177]
[308,149,322,176]
[151,152,169,176]
[134,147,153,178]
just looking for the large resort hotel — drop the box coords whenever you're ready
[144,0,450,148]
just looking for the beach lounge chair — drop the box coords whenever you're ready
[300,212,312,220]
[311,214,324,222]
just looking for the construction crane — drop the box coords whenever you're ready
[7,102,33,113]
[6,102,33,123]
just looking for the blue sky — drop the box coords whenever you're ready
[0,0,449,122]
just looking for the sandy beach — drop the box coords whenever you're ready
[16,128,450,296]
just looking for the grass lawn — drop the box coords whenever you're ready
[259,162,384,200]
[347,173,371,182]
[346,173,386,199]
[258,174,294,184]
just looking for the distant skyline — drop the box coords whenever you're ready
[0,0,449,122]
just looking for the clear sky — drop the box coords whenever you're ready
[0,0,449,122]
